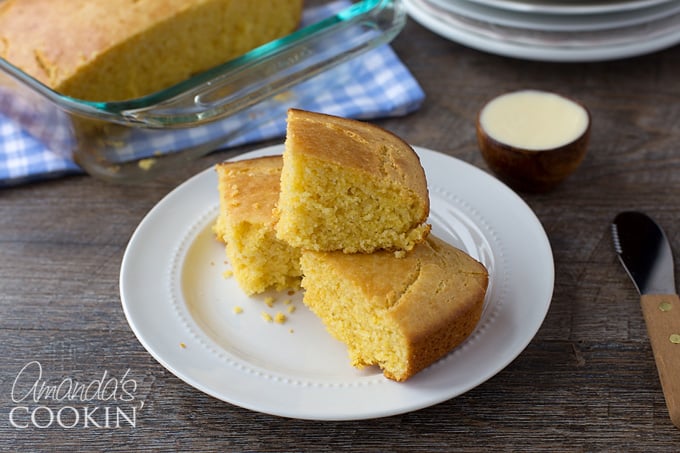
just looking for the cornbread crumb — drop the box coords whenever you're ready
[222,269,234,279]
[264,296,276,308]
[233,306,243,314]
[261,312,273,323]
[287,305,296,314]
[138,158,156,171]
[394,250,406,259]
[287,290,296,296]
[179,342,187,349]
[274,312,287,324]
[284,299,292,305]
[289,329,294,334]
[274,91,294,102]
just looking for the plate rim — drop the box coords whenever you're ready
[427,0,680,32]
[119,144,554,420]
[460,0,673,15]
[405,0,680,62]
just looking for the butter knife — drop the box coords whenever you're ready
[612,211,680,429]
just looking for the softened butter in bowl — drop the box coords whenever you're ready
[476,89,591,192]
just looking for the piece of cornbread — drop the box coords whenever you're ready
[276,109,431,254]
[0,0,303,101]
[300,235,489,381]
[214,156,301,295]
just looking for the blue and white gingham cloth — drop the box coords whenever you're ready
[0,1,424,186]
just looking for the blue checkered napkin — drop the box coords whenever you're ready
[0,1,424,186]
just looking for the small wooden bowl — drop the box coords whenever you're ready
[476,90,591,193]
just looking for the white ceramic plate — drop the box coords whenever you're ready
[120,145,554,421]
[405,0,680,62]
[429,0,680,31]
[463,0,672,14]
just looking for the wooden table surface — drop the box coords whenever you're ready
[3,7,680,452]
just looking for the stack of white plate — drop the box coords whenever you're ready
[403,0,680,61]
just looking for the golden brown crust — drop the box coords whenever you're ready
[286,108,430,217]
[0,0,303,101]
[216,155,282,227]
[387,238,488,380]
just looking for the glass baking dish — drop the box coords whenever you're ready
[0,0,406,183]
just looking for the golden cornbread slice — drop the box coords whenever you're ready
[214,156,301,296]
[0,0,302,101]
[276,109,431,254]
[300,235,488,382]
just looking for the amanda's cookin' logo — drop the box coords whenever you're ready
[9,361,144,429]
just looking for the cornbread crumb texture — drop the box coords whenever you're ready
[259,293,297,323]
[0,0,302,101]
[259,309,288,324]
[300,235,489,382]
[276,109,431,253]
[214,156,301,296]
[264,296,276,307]
[137,158,156,171]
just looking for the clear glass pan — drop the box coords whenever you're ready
[0,0,406,182]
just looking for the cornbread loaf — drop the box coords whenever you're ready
[300,235,489,381]
[214,156,301,295]
[276,109,431,254]
[0,0,303,101]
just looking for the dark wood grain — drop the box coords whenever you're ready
[3,9,680,451]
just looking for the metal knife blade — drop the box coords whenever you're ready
[612,211,680,429]
[612,211,676,295]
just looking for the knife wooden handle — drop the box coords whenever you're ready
[640,293,680,429]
